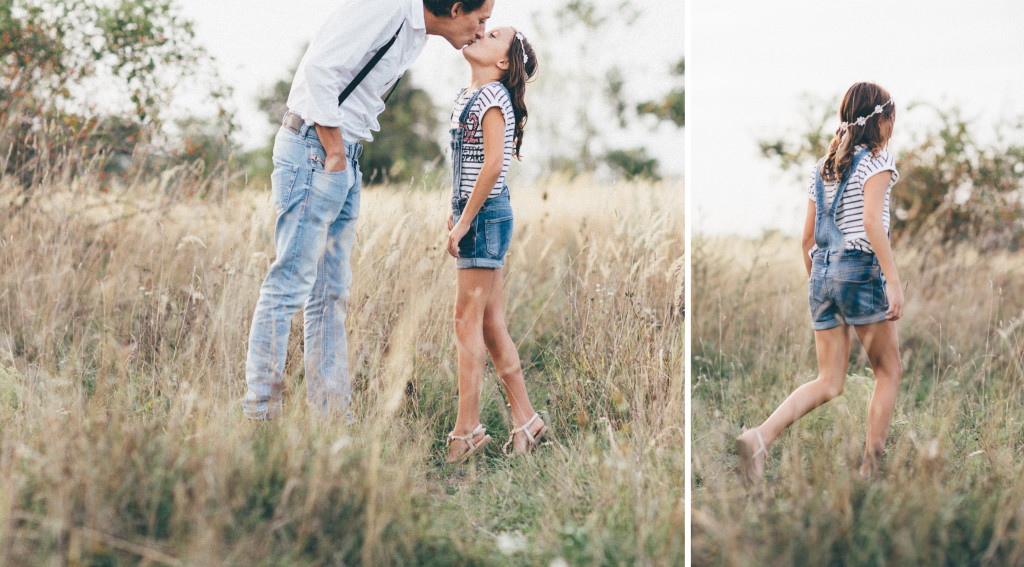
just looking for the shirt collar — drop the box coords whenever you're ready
[409,0,426,30]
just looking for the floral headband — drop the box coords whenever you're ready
[839,99,892,132]
[514,31,529,64]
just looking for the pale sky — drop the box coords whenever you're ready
[690,1,1024,236]
[174,0,685,177]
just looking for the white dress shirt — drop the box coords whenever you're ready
[286,0,427,143]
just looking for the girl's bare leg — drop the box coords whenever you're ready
[450,268,494,458]
[738,324,852,477]
[481,268,545,451]
[853,319,902,476]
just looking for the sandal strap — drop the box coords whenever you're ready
[447,424,486,450]
[504,414,542,454]
[752,428,767,459]
[510,413,540,442]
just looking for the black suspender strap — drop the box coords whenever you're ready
[381,75,402,105]
[337,22,405,106]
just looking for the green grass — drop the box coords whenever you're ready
[0,171,683,565]
[692,232,1024,567]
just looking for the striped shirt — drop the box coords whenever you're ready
[808,147,900,254]
[451,82,515,199]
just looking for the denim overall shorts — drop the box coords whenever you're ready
[450,86,514,270]
[808,147,889,330]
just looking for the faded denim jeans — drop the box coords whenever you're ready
[243,124,361,419]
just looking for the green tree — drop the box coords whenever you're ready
[604,148,660,181]
[637,57,684,128]
[1,0,233,190]
[600,56,684,181]
[360,77,444,185]
[252,66,443,186]
[760,99,1024,250]
[536,1,681,181]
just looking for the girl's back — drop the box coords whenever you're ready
[808,147,899,255]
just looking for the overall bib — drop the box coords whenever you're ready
[449,86,514,270]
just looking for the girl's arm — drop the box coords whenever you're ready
[862,171,904,320]
[801,201,816,277]
[447,106,505,258]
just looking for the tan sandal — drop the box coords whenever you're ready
[446,424,491,464]
[736,426,768,485]
[503,413,549,455]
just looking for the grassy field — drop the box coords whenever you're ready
[692,232,1024,566]
[0,170,683,565]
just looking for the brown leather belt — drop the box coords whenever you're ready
[282,111,305,134]
[280,111,363,160]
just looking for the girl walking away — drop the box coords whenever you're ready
[444,27,547,464]
[736,82,904,481]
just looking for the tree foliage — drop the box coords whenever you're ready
[556,0,640,29]
[253,67,443,186]
[760,99,1024,250]
[637,58,684,128]
[359,78,443,184]
[600,57,684,181]
[1,0,234,191]
[544,0,680,181]
[1,0,216,121]
[604,147,660,181]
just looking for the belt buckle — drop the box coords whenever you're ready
[282,112,302,134]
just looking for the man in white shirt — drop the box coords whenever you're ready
[244,0,495,421]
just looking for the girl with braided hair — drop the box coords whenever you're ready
[737,82,904,481]
[443,27,546,463]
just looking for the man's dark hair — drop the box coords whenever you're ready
[424,0,487,17]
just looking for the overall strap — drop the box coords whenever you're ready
[458,86,486,125]
[813,158,827,214]
[338,22,405,106]
[829,147,871,215]
[449,88,468,122]
[814,147,871,214]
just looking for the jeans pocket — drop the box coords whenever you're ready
[309,167,351,199]
[808,274,827,309]
[484,215,513,257]
[835,266,881,317]
[304,168,353,225]
[271,160,302,214]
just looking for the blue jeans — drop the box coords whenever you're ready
[807,147,887,330]
[451,189,513,269]
[808,249,889,330]
[243,125,362,419]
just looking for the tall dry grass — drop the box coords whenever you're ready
[0,163,683,565]
[692,231,1024,566]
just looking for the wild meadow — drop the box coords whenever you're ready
[692,232,1024,566]
[0,163,684,565]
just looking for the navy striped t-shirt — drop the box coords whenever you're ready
[450,82,515,199]
[808,147,900,254]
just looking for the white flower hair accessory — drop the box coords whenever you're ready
[514,31,529,64]
[839,99,892,132]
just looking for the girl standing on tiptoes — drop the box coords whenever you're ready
[444,26,547,464]
[737,82,904,481]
